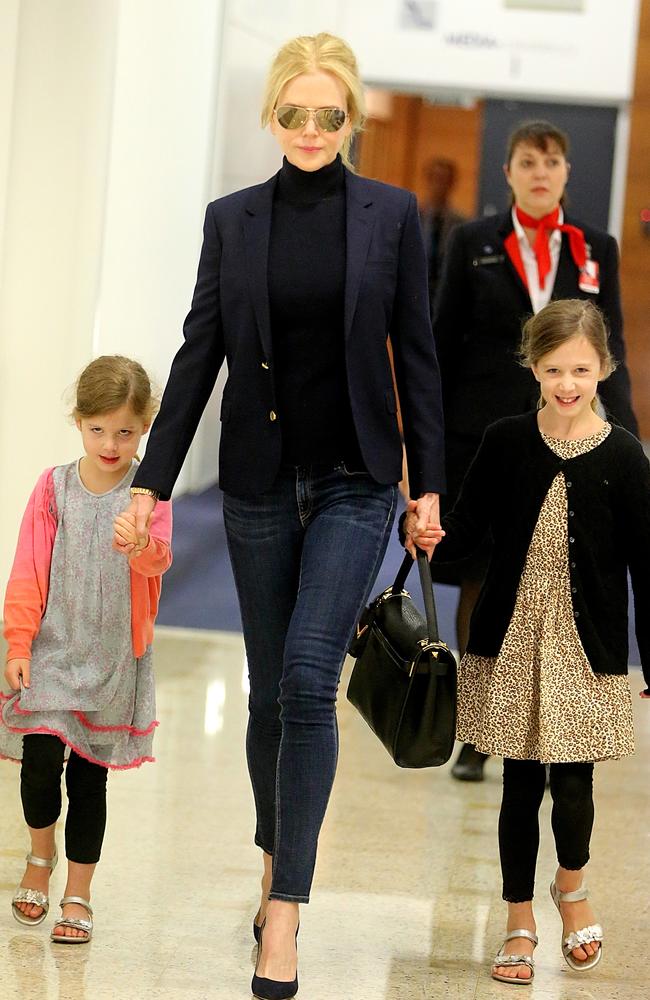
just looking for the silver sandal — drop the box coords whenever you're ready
[11,847,58,926]
[51,896,93,944]
[550,881,603,972]
[491,928,538,985]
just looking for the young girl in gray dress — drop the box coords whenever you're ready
[1,356,172,943]
[404,299,650,985]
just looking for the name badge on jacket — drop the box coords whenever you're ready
[579,259,600,294]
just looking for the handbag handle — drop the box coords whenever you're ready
[392,549,441,643]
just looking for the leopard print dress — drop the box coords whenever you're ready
[457,423,635,763]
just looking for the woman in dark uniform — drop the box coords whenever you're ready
[432,120,638,781]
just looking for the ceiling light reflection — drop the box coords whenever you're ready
[204,678,226,735]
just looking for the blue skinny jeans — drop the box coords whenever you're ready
[223,464,396,902]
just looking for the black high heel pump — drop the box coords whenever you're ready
[251,919,299,1000]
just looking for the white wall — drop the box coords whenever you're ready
[0,0,227,589]
[94,0,226,494]
[0,0,21,280]
[341,0,641,104]
[0,0,118,589]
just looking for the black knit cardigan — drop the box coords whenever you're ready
[430,411,650,688]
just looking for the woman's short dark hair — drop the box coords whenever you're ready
[505,120,569,166]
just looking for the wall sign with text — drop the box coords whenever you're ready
[341,0,639,103]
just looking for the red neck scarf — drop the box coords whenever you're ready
[506,206,587,291]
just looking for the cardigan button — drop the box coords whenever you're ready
[603,479,609,485]
[571,561,576,569]
[569,536,575,544]
[574,610,580,618]
[571,586,577,594]
[569,510,574,517]
[566,480,572,487]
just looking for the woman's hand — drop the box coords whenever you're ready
[404,493,445,559]
[113,496,155,555]
[5,658,30,690]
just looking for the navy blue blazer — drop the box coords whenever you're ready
[134,168,446,500]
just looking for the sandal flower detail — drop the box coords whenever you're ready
[51,896,93,944]
[550,881,603,972]
[11,848,58,926]
[491,928,538,985]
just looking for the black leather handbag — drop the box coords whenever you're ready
[347,550,457,768]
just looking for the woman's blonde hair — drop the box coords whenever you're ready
[520,299,616,412]
[260,33,366,169]
[72,355,159,423]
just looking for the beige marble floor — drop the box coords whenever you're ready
[1,626,648,999]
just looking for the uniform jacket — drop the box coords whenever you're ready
[133,167,446,500]
[432,211,639,445]
[3,468,173,661]
[433,412,650,688]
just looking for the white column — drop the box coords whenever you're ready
[0,0,118,587]
[95,0,226,495]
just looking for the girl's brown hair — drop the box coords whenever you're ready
[72,355,159,423]
[260,32,366,170]
[520,299,616,412]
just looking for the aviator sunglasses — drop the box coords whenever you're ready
[274,105,348,132]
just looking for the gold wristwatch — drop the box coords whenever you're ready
[130,487,161,502]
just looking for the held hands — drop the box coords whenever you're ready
[113,496,154,557]
[404,492,445,559]
[5,658,30,690]
[113,513,144,555]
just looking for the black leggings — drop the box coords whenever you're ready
[21,735,108,864]
[499,758,595,902]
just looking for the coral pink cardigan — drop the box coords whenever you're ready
[3,468,172,661]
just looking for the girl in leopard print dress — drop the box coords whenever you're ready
[403,299,650,985]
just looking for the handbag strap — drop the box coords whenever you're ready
[391,550,441,643]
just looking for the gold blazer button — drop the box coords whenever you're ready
[269,410,277,421]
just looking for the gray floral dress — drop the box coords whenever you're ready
[457,424,635,763]
[0,461,157,769]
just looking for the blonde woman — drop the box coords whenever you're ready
[121,33,444,998]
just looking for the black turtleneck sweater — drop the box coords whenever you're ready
[268,155,362,468]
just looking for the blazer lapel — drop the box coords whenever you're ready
[497,212,532,309]
[243,176,277,362]
[344,172,376,340]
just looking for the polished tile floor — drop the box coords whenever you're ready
[1,627,648,999]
